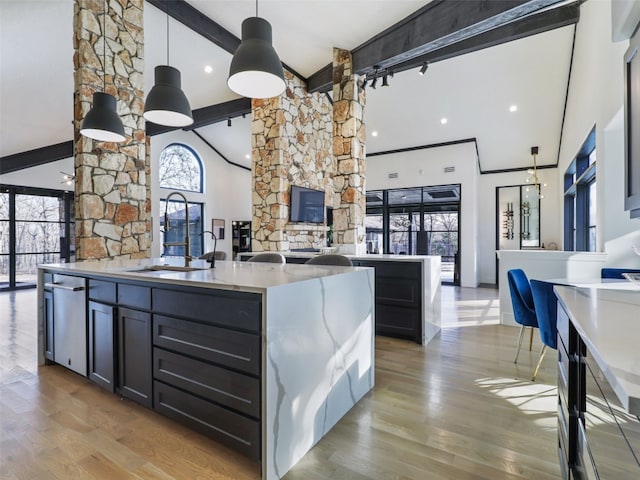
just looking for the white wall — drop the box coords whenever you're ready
[365,141,480,287]
[150,130,252,259]
[558,0,640,267]
[1,157,74,190]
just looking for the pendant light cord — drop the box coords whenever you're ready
[103,0,106,92]
[256,0,258,17]
[166,1,170,65]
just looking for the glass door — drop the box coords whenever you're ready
[1,185,74,290]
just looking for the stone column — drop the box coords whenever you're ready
[332,48,366,254]
[251,71,334,252]
[73,0,149,261]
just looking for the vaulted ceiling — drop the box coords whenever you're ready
[0,0,580,175]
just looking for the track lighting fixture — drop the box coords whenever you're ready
[227,118,232,127]
[80,0,125,142]
[419,62,429,75]
[228,0,285,98]
[144,2,193,127]
[371,76,377,89]
[382,74,389,87]
[360,76,368,90]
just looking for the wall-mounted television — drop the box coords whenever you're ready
[290,185,325,223]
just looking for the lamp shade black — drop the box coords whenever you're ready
[228,17,285,99]
[144,65,193,127]
[80,92,126,142]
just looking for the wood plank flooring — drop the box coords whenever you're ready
[0,287,559,479]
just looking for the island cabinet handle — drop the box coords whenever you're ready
[44,282,85,292]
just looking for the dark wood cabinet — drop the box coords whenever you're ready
[118,307,152,407]
[88,301,115,392]
[43,289,54,361]
[353,259,423,343]
[557,301,640,479]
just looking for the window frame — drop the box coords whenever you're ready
[158,143,204,194]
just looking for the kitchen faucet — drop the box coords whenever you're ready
[163,191,192,267]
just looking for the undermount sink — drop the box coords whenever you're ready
[127,265,207,273]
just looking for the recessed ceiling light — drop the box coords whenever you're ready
[509,104,518,112]
[371,131,378,137]
[440,118,448,125]
[204,65,213,74]
[245,154,250,159]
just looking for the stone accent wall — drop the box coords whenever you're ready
[73,0,149,260]
[332,48,367,254]
[251,71,334,252]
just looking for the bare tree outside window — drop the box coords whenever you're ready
[159,144,203,192]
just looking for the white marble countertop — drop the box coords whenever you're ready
[238,251,436,262]
[38,257,369,294]
[554,285,640,415]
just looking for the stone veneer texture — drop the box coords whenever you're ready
[332,48,366,252]
[251,71,335,252]
[73,0,150,261]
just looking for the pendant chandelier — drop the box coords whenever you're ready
[144,4,193,127]
[80,0,126,143]
[227,0,285,99]
[525,146,547,199]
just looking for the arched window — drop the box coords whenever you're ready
[158,143,203,192]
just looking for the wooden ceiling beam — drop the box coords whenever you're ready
[2,98,252,174]
[307,0,580,93]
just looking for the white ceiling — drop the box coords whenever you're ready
[0,0,574,173]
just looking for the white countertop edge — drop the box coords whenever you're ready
[238,252,438,263]
[38,259,373,293]
[554,285,640,416]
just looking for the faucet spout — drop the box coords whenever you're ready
[163,191,191,267]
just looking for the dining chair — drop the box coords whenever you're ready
[530,279,558,381]
[507,269,538,364]
[247,252,286,264]
[305,254,353,267]
[600,267,640,279]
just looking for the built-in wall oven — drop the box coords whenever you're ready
[45,274,87,376]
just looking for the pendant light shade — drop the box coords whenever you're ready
[228,17,286,99]
[80,92,126,143]
[144,65,194,127]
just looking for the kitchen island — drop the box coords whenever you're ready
[240,252,441,344]
[37,258,375,480]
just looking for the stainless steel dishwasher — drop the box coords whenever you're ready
[45,274,87,376]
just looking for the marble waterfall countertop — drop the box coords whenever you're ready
[555,285,640,415]
[38,257,370,294]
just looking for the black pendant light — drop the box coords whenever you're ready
[228,0,285,99]
[80,0,125,143]
[144,4,193,127]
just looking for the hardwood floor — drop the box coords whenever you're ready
[0,287,559,479]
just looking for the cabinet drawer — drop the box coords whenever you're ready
[153,288,261,333]
[558,346,569,409]
[375,303,421,341]
[154,381,260,460]
[577,422,598,480]
[558,400,569,466]
[118,284,150,310]
[88,279,116,303]
[153,347,260,418]
[153,314,260,375]
[557,302,569,352]
[358,261,421,280]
